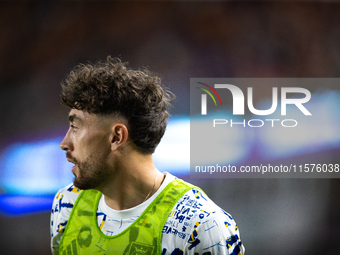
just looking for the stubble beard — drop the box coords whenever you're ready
[73,154,111,190]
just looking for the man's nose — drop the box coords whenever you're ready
[60,129,73,151]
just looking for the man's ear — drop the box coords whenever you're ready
[110,124,128,151]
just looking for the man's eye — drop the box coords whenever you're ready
[70,125,78,131]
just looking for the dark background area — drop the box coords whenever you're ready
[0,1,339,254]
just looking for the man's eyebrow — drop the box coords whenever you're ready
[68,114,82,123]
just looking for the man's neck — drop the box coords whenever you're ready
[97,153,165,210]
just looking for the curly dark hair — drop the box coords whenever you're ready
[61,56,175,154]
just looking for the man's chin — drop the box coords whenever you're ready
[73,177,87,190]
[73,177,99,190]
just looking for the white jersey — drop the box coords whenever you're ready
[50,173,245,254]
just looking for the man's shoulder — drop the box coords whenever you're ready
[176,185,237,227]
[171,179,234,222]
[56,183,82,198]
[51,183,82,215]
[51,183,83,252]
[162,183,243,253]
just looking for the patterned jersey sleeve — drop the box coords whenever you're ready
[186,208,245,255]
[161,187,245,255]
[50,183,82,255]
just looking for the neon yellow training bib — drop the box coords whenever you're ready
[59,178,194,255]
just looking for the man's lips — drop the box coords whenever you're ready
[71,165,77,173]
[66,156,77,173]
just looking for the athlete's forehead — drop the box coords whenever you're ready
[67,109,99,126]
[67,108,120,128]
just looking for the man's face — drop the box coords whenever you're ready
[60,109,112,190]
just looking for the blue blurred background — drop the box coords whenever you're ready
[0,1,339,255]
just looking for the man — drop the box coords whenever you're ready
[50,56,245,254]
